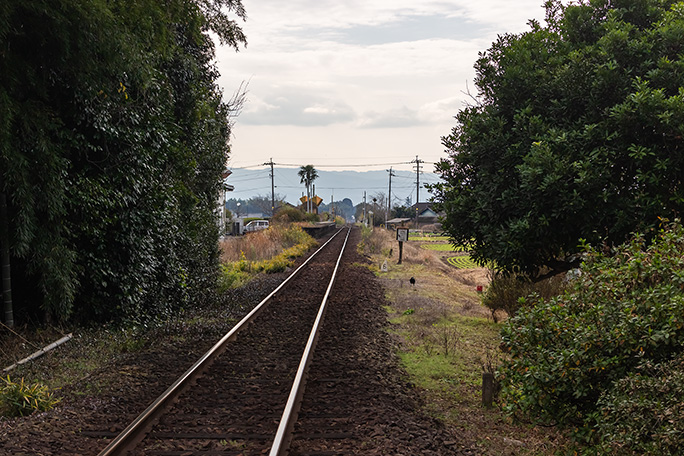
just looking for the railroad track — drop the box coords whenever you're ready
[97,226,351,456]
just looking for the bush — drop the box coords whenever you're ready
[303,212,320,223]
[482,271,565,320]
[499,222,684,445]
[0,376,60,417]
[272,207,305,223]
[597,355,684,455]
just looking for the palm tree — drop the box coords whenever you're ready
[298,165,318,213]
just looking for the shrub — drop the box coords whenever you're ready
[280,225,314,248]
[499,222,684,445]
[0,376,60,417]
[597,355,684,455]
[272,206,305,223]
[303,212,320,223]
[482,271,565,319]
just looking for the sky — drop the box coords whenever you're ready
[214,0,559,200]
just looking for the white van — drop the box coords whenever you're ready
[242,219,269,234]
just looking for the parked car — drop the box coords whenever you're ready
[242,219,269,234]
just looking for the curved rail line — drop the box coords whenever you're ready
[98,226,350,456]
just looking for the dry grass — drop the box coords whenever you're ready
[221,230,282,262]
[220,224,312,263]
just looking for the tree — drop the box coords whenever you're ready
[298,165,318,213]
[248,194,286,215]
[0,0,246,323]
[430,0,684,279]
[392,205,413,219]
[370,192,388,225]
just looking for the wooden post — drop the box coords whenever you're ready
[396,227,408,265]
[482,372,494,407]
[398,241,403,264]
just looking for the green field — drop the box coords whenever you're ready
[420,243,472,252]
[421,243,456,251]
[446,255,480,269]
[410,235,450,242]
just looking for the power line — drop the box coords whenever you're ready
[230,161,413,170]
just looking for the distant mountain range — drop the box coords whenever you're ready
[224,167,442,207]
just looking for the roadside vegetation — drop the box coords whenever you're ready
[426,1,684,454]
[0,219,320,418]
[360,219,684,455]
[501,221,684,455]
[358,226,570,454]
[218,224,318,289]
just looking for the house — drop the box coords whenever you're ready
[218,169,234,233]
[409,202,442,227]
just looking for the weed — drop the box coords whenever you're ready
[0,375,61,417]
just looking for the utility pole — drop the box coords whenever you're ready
[411,156,423,229]
[386,167,395,226]
[264,158,275,216]
[363,191,366,226]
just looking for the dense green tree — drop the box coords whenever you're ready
[0,0,246,323]
[430,0,684,278]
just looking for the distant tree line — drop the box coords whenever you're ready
[0,0,247,325]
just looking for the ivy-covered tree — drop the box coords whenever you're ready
[430,0,684,278]
[0,0,246,323]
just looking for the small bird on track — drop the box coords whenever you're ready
[409,277,416,287]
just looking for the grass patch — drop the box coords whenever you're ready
[411,235,450,242]
[0,376,61,417]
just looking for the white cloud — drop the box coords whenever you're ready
[358,106,421,129]
[240,85,356,126]
[216,0,560,172]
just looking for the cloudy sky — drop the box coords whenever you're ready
[215,0,556,177]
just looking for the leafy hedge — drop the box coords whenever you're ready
[499,222,684,449]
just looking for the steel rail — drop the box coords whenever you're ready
[269,226,352,456]
[97,227,346,456]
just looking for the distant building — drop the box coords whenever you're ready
[218,170,234,233]
[410,202,442,227]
